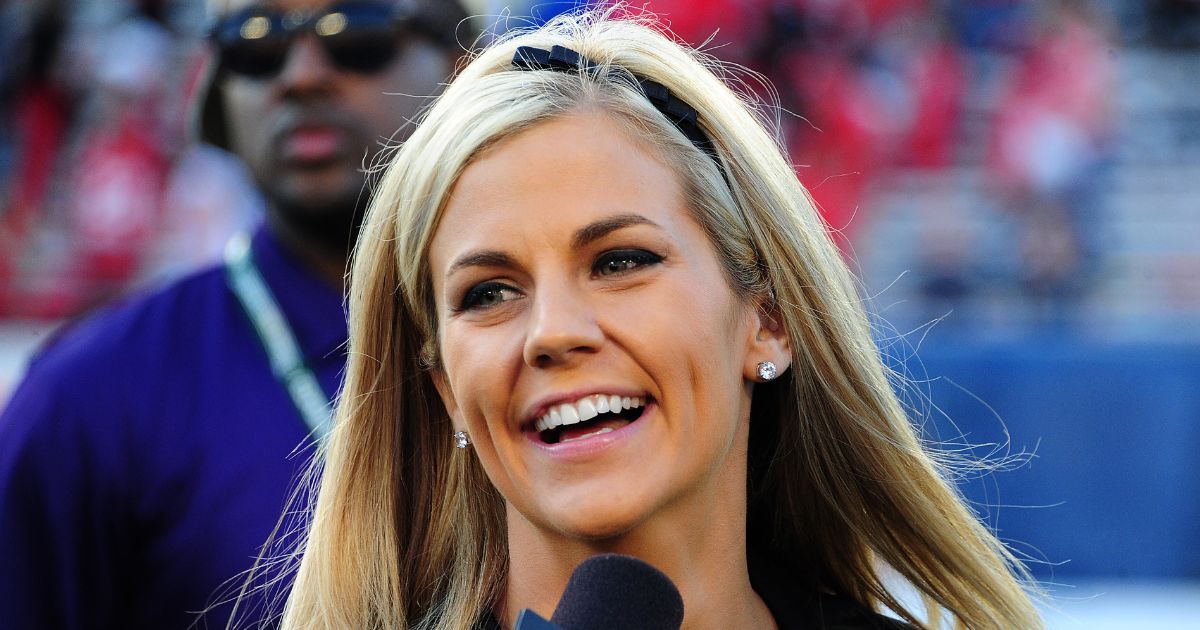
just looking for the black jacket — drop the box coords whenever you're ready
[749,550,914,629]
[473,552,915,629]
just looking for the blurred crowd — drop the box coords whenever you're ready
[0,0,259,319]
[638,0,1199,336]
[2,0,1198,328]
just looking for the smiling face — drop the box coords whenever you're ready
[428,110,786,542]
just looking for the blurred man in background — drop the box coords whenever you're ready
[0,0,470,627]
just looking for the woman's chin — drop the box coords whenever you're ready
[560,520,638,544]
[535,499,652,543]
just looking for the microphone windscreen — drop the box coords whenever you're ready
[550,554,684,630]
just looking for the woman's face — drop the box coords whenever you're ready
[428,111,785,541]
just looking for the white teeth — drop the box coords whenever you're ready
[533,393,649,433]
[560,404,580,425]
[577,398,598,422]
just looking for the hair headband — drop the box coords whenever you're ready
[511,45,720,164]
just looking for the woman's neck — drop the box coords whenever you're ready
[501,472,777,630]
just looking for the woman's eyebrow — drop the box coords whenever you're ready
[446,214,662,278]
[571,214,661,250]
[447,250,517,278]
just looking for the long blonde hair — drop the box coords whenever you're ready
[277,8,1041,629]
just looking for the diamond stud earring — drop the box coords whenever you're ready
[757,361,778,381]
[453,431,470,449]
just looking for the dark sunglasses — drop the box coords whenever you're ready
[210,1,415,78]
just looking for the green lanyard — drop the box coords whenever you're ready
[224,232,333,441]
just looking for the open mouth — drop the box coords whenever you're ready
[528,395,650,445]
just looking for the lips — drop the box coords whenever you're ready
[280,126,345,164]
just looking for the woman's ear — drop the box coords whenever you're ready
[744,301,792,382]
[430,369,466,432]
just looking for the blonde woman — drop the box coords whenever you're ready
[276,8,1042,630]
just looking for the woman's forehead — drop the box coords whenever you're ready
[427,112,686,270]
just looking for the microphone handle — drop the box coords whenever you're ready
[513,608,563,630]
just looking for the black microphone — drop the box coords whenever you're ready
[513,554,684,630]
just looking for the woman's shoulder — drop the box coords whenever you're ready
[795,594,917,630]
[749,549,917,630]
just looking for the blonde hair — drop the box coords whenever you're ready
[277,8,1041,630]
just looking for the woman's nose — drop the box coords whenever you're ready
[522,283,604,368]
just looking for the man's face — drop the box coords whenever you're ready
[217,0,451,239]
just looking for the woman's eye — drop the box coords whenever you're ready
[458,282,519,311]
[594,249,664,277]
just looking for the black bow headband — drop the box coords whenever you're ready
[511,45,720,164]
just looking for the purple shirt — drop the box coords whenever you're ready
[0,227,346,629]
